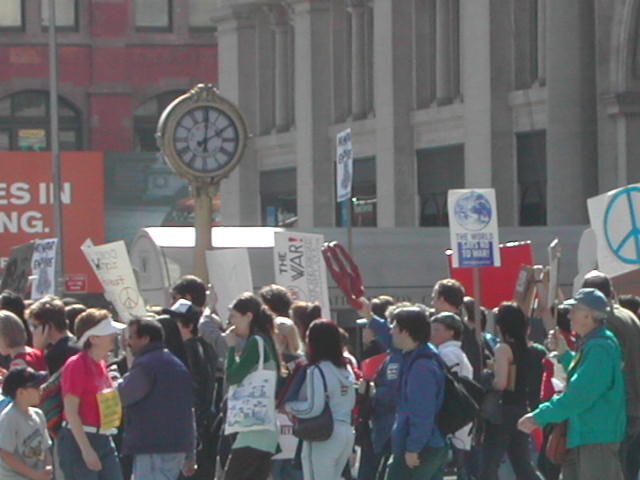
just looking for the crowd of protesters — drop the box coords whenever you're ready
[0,267,637,480]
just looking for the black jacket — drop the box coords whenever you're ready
[183,336,218,430]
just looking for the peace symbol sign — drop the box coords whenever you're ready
[118,286,140,310]
[604,186,640,264]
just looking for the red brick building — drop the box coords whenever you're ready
[0,0,218,153]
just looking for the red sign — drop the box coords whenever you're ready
[0,152,104,293]
[65,274,88,294]
[447,241,534,309]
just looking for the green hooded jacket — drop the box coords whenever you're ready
[532,326,626,448]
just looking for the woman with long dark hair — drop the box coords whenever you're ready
[223,292,280,480]
[480,302,543,480]
[285,319,356,480]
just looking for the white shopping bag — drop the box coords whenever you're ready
[225,336,278,434]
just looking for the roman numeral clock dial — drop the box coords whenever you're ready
[156,84,248,181]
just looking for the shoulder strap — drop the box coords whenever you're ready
[253,335,265,370]
[315,365,329,398]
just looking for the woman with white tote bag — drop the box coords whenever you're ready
[224,292,281,480]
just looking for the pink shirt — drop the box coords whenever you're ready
[61,351,113,427]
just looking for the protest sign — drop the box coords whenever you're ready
[273,232,331,317]
[447,241,533,309]
[272,413,297,460]
[0,241,35,297]
[447,189,501,268]
[588,183,640,278]
[336,128,353,203]
[547,238,561,307]
[206,249,253,326]
[30,238,57,300]
[81,239,146,322]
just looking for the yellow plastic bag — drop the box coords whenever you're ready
[97,388,122,430]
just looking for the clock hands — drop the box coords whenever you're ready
[199,109,210,153]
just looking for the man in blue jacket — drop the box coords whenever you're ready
[386,304,446,480]
[118,317,197,480]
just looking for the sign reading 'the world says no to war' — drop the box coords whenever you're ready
[448,189,501,268]
[273,231,331,317]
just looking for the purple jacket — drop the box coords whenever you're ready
[118,342,196,456]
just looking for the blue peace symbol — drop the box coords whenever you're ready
[604,186,640,264]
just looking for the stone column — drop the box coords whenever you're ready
[435,0,452,105]
[292,0,333,227]
[546,0,597,224]
[270,6,291,132]
[461,0,517,224]
[414,0,437,108]
[214,4,260,225]
[374,0,416,226]
[348,0,367,119]
[537,0,546,84]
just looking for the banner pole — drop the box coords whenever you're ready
[49,0,64,297]
[472,266,484,371]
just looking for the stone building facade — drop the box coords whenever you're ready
[213,0,640,229]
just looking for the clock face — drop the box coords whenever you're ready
[172,106,240,174]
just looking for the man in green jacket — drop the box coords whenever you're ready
[518,288,626,480]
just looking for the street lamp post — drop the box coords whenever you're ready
[48,0,65,296]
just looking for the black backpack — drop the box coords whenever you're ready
[409,350,485,436]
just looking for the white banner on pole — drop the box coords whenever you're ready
[206,249,253,327]
[81,239,146,322]
[588,183,640,278]
[336,128,353,203]
[447,189,501,268]
[273,231,331,318]
[31,238,57,300]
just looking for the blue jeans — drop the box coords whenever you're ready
[58,427,124,480]
[133,453,185,480]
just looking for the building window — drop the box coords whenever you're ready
[517,131,547,225]
[260,168,297,227]
[41,0,78,30]
[189,0,216,29]
[133,91,184,152]
[135,0,172,30]
[0,1,23,30]
[514,0,539,89]
[417,145,464,226]
[0,91,82,151]
[336,157,377,227]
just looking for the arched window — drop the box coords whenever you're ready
[0,91,81,151]
[133,90,184,152]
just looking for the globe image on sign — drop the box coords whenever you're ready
[454,191,492,231]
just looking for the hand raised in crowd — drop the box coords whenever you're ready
[81,447,102,472]
[356,297,372,320]
[405,451,420,469]
[517,413,539,434]
[30,465,53,480]
[31,323,49,351]
[182,459,197,477]
[224,326,239,348]
[545,329,569,356]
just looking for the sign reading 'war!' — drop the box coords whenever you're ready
[273,231,331,317]
[448,189,501,268]
[81,239,146,322]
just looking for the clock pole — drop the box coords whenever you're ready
[193,180,218,283]
[157,83,248,287]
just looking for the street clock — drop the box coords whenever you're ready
[156,83,247,181]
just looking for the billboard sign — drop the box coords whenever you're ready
[0,152,105,293]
